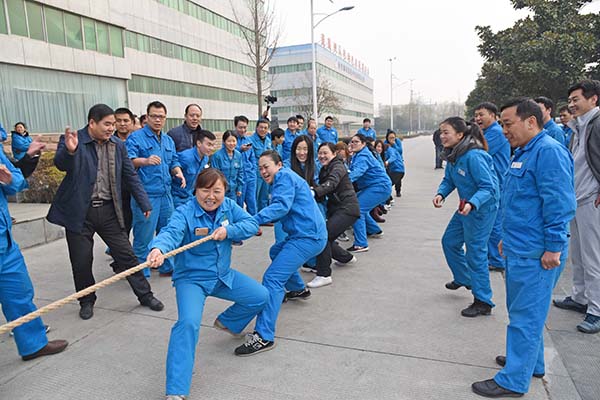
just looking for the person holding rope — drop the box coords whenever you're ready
[47,104,164,320]
[1,148,68,361]
[147,168,268,400]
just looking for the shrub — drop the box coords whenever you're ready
[21,151,65,203]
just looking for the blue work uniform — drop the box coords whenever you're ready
[494,132,575,394]
[437,148,499,306]
[252,168,327,341]
[357,127,377,141]
[317,125,338,144]
[210,148,244,201]
[385,146,405,173]
[281,129,304,161]
[126,126,181,275]
[562,124,573,148]
[150,197,267,396]
[0,122,6,141]
[483,121,511,270]
[249,131,272,212]
[0,149,48,357]
[172,147,210,208]
[237,135,257,215]
[543,119,567,147]
[349,147,392,247]
[384,139,403,154]
[10,131,32,161]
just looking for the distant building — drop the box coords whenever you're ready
[269,43,374,136]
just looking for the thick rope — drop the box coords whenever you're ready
[0,234,215,335]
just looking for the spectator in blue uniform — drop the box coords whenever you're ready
[147,168,268,400]
[281,116,302,161]
[234,116,257,216]
[167,104,203,152]
[126,101,185,277]
[433,117,499,318]
[474,102,510,272]
[559,105,574,147]
[10,122,32,161]
[384,130,405,197]
[472,98,576,398]
[296,114,306,135]
[234,150,326,356]
[535,96,567,147]
[317,115,338,144]
[249,119,272,212]
[210,130,243,202]
[271,128,285,158]
[357,118,377,142]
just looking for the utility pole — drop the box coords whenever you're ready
[408,79,414,134]
[389,57,396,130]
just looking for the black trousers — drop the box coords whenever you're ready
[435,145,444,168]
[65,202,153,305]
[315,211,358,277]
[388,171,405,195]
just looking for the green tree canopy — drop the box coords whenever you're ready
[466,0,600,115]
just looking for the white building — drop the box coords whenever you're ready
[268,43,374,136]
[0,0,258,134]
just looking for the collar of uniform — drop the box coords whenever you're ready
[142,125,162,139]
[193,197,227,221]
[483,121,500,133]
[543,119,556,130]
[194,148,208,164]
[516,130,545,156]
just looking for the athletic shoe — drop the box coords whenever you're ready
[445,281,471,290]
[335,256,357,266]
[337,232,350,242]
[346,245,369,253]
[285,288,311,301]
[553,296,587,314]
[383,204,392,212]
[213,318,244,338]
[232,241,243,246]
[461,299,492,318]
[166,395,186,399]
[577,313,600,334]
[307,276,333,288]
[234,332,275,356]
[368,231,384,239]
[300,264,317,273]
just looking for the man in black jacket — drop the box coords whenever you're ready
[47,104,163,320]
[433,129,443,169]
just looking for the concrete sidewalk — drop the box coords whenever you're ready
[0,136,588,399]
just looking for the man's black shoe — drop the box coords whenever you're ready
[472,379,523,398]
[234,332,275,356]
[285,288,311,302]
[445,280,471,290]
[489,265,505,272]
[79,303,94,320]
[553,296,587,314]
[140,296,164,311]
[461,299,492,317]
[495,356,544,378]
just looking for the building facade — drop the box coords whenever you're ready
[0,0,259,135]
[268,43,374,136]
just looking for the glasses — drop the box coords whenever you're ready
[148,114,166,120]
[350,140,361,144]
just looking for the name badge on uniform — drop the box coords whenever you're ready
[458,168,466,176]
[221,219,229,227]
[194,227,209,236]
[511,162,523,169]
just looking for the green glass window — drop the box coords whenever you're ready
[83,18,96,50]
[45,7,65,45]
[64,13,83,49]
[109,26,123,57]
[0,0,7,34]
[96,21,109,54]
[7,0,28,37]
[25,1,43,40]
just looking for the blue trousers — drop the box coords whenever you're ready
[487,204,504,269]
[255,174,270,212]
[132,195,174,276]
[353,186,390,247]
[0,242,47,357]
[441,207,497,306]
[494,256,563,393]
[166,272,268,396]
[240,179,257,215]
[255,237,326,341]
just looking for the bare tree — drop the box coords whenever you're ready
[297,77,342,119]
[231,0,281,116]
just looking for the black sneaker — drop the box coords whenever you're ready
[234,332,275,356]
[346,245,369,253]
[461,299,492,318]
[285,288,311,301]
[445,281,472,290]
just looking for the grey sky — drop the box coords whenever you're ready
[276,0,600,111]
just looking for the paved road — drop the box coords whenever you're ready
[0,136,592,399]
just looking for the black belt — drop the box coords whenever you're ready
[91,199,112,208]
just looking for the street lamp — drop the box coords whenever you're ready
[389,57,396,130]
[310,1,354,123]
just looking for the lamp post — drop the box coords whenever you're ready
[311,1,354,124]
[389,57,396,130]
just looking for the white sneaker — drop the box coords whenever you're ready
[335,256,357,266]
[383,204,392,211]
[166,396,186,400]
[369,231,384,239]
[307,276,333,288]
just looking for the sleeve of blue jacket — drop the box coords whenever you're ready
[466,152,497,210]
[436,167,455,198]
[149,206,187,254]
[0,122,6,142]
[118,142,152,213]
[537,147,577,252]
[226,202,259,241]
[253,172,294,225]
[0,150,26,195]
[53,135,75,172]
[349,154,369,182]
[126,134,142,159]
[385,147,398,165]
[235,151,244,193]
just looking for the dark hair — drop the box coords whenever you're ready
[318,142,336,154]
[146,101,167,115]
[256,118,270,128]
[259,149,282,164]
[295,114,304,121]
[500,97,544,130]
[287,116,298,124]
[185,103,202,114]
[195,168,228,191]
[534,96,555,117]
[474,102,498,115]
[385,130,396,142]
[558,105,571,114]
[14,121,27,130]
[363,118,371,123]
[290,135,316,186]
[222,130,237,143]
[325,116,334,122]
[88,104,114,123]
[352,133,379,158]
[271,127,285,139]
[114,107,135,121]
[193,129,216,144]
[139,114,147,125]
[234,115,249,126]
[440,116,489,151]
[568,80,600,105]
[374,139,387,160]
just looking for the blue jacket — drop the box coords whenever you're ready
[211,148,244,198]
[483,121,511,187]
[248,131,272,163]
[437,148,499,212]
[172,147,210,205]
[385,146,405,173]
[282,129,304,161]
[544,119,567,147]
[167,123,201,152]
[384,139,402,154]
[562,125,573,147]
[47,127,152,234]
[150,197,258,287]
[357,127,377,141]
[254,167,326,240]
[236,135,256,182]
[126,126,181,197]
[0,122,6,142]
[501,132,576,258]
[0,148,27,253]
[317,125,338,144]
[349,146,392,191]
[10,131,32,161]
